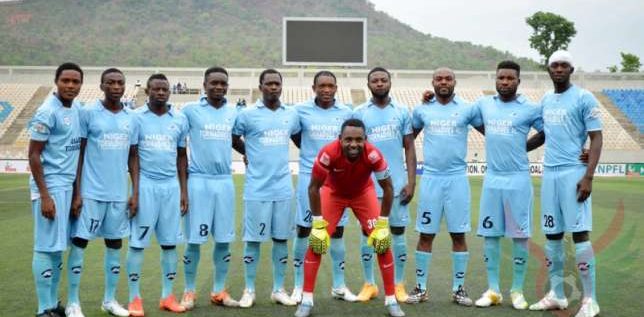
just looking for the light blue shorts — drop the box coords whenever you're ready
[415,174,471,234]
[379,196,410,227]
[243,199,294,242]
[541,165,592,234]
[296,173,349,228]
[71,199,129,240]
[32,189,73,252]
[129,176,182,248]
[184,175,235,244]
[477,173,532,238]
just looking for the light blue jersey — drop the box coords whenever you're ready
[353,98,412,196]
[541,85,602,168]
[79,100,134,202]
[29,94,82,196]
[182,97,238,176]
[412,96,479,175]
[232,101,300,201]
[474,95,543,173]
[295,99,353,174]
[132,104,188,180]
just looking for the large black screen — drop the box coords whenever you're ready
[283,18,366,66]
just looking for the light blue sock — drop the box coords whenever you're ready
[49,251,62,309]
[329,238,346,289]
[103,247,121,302]
[33,251,53,314]
[575,241,596,300]
[392,233,407,284]
[67,245,85,305]
[292,236,308,289]
[511,238,529,293]
[360,234,375,284]
[161,248,178,298]
[483,237,501,292]
[183,244,200,292]
[126,247,144,301]
[452,251,469,292]
[213,243,231,293]
[414,250,432,291]
[545,239,565,298]
[243,242,260,292]
[272,240,288,292]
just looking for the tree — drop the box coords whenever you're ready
[526,11,577,67]
[607,65,618,73]
[620,52,641,72]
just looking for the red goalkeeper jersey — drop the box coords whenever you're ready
[311,139,390,198]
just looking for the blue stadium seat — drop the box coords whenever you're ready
[0,101,15,123]
[603,89,644,133]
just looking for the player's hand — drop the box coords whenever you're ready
[242,155,248,166]
[422,90,435,103]
[40,194,56,220]
[180,191,189,216]
[309,217,330,254]
[579,148,589,164]
[399,183,415,206]
[576,175,593,202]
[71,194,83,218]
[128,194,138,218]
[367,217,391,254]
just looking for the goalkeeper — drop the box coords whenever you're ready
[294,118,404,317]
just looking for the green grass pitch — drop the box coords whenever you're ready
[1,174,642,316]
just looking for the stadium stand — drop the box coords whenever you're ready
[603,89,644,133]
[0,84,40,139]
[0,101,14,123]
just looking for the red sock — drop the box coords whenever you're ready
[302,248,322,293]
[377,250,395,296]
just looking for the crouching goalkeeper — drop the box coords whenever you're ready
[294,118,405,317]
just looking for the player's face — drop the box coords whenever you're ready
[100,72,125,102]
[146,79,170,106]
[340,126,366,160]
[313,75,337,105]
[548,62,573,85]
[260,73,282,103]
[368,71,391,99]
[204,72,228,102]
[432,70,456,99]
[55,70,82,102]
[495,68,519,98]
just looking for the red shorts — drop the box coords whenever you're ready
[321,185,380,236]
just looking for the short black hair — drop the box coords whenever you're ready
[313,70,337,86]
[340,118,366,135]
[147,73,169,88]
[497,60,521,77]
[55,62,83,83]
[259,68,282,85]
[367,66,390,80]
[204,66,228,81]
[100,68,124,84]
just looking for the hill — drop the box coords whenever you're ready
[0,0,540,70]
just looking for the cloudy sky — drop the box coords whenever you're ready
[370,0,644,71]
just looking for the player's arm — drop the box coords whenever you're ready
[401,133,416,205]
[28,140,55,219]
[377,175,394,217]
[577,130,602,202]
[290,132,302,149]
[127,145,139,218]
[70,138,87,217]
[177,146,188,215]
[231,134,245,155]
[308,160,330,254]
[526,131,545,152]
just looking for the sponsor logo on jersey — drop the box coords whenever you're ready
[368,150,380,163]
[320,152,330,166]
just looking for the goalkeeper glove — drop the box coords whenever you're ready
[367,217,391,254]
[309,216,330,254]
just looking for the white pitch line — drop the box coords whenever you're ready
[0,186,28,192]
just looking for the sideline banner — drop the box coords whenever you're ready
[0,159,631,177]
